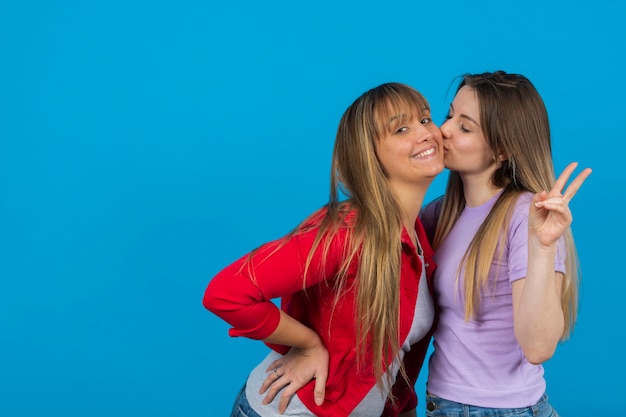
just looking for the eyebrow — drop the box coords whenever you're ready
[387,114,406,126]
[450,104,480,127]
[387,107,430,126]
[460,114,480,127]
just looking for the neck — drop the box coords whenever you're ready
[461,171,503,208]
[393,184,427,233]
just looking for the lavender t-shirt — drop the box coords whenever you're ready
[421,192,566,408]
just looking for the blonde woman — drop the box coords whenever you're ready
[204,83,444,417]
[421,71,592,417]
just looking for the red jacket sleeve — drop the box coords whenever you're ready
[203,224,346,340]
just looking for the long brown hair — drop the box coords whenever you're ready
[432,71,579,339]
[298,83,432,392]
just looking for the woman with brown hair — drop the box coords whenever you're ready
[204,82,444,417]
[421,71,591,417]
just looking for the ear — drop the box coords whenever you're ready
[497,149,509,162]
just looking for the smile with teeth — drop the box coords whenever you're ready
[413,147,435,158]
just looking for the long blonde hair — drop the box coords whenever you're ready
[432,71,579,339]
[294,83,432,392]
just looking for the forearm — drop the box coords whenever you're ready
[204,226,341,340]
[513,237,564,364]
[264,310,323,350]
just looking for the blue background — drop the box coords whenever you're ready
[1,1,623,415]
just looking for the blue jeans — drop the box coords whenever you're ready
[230,385,263,417]
[425,392,560,417]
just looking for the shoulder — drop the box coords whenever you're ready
[299,204,357,230]
[504,192,535,238]
[509,192,534,219]
[514,191,534,206]
[293,204,357,248]
[421,196,444,221]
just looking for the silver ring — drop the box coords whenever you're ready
[273,367,280,377]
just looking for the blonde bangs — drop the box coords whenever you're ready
[372,85,431,137]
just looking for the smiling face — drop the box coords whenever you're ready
[332,83,445,207]
[440,85,499,178]
[375,104,444,191]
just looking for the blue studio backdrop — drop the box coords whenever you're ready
[1,1,624,416]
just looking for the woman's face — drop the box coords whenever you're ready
[440,85,498,177]
[375,106,444,191]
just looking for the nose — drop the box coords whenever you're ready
[439,119,451,139]
[416,123,433,140]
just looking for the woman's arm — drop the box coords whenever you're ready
[203,224,342,412]
[512,258,564,364]
[203,226,343,339]
[259,310,329,413]
[513,162,591,364]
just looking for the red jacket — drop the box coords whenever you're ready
[204,210,437,417]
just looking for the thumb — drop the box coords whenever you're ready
[532,190,548,206]
[530,190,548,215]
